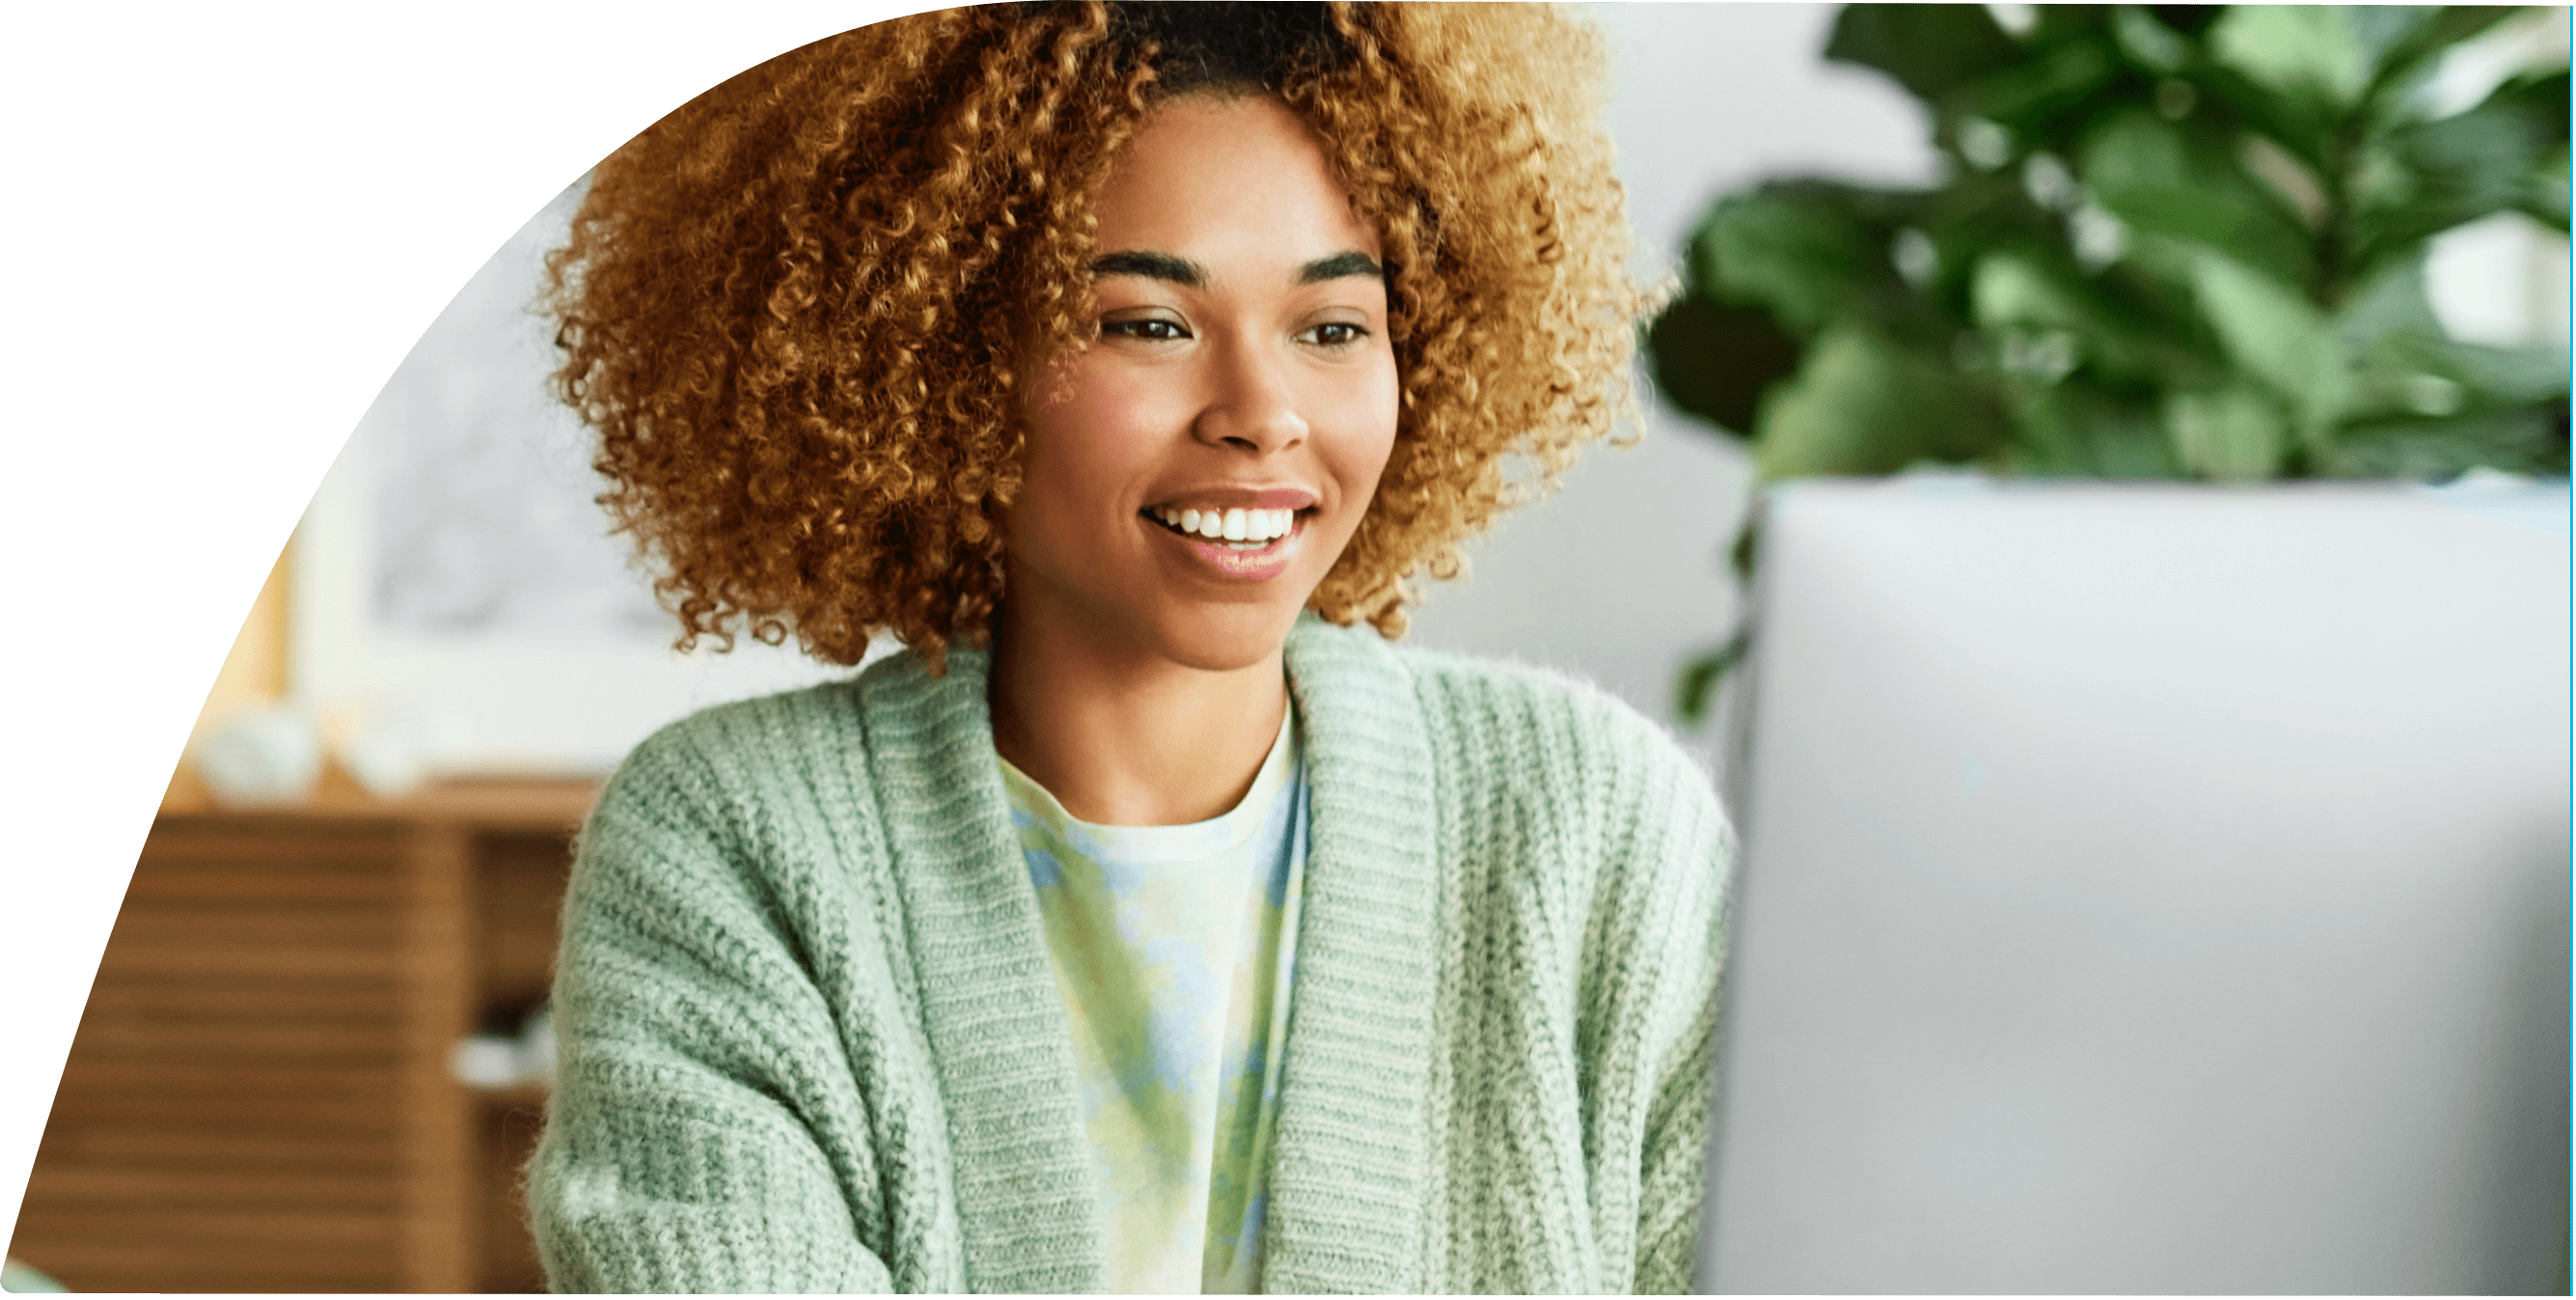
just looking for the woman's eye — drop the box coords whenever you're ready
[1302,321,1368,347]
[1102,318,1189,342]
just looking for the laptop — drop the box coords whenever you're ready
[1696,477,2571,1294]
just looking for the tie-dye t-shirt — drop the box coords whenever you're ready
[1000,710,1308,1294]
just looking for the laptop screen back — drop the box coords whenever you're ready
[1697,479,2570,1294]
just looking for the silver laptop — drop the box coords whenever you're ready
[1697,477,2571,1294]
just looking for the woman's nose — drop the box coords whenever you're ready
[1192,339,1309,455]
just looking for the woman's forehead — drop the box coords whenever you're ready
[1090,96,1382,273]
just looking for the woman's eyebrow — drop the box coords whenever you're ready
[1089,249,1205,287]
[1299,250,1383,284]
[1088,248,1384,288]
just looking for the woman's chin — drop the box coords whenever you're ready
[1139,599,1308,675]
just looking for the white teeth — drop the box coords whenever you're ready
[1153,505,1301,543]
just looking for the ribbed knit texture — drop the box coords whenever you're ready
[528,616,1732,1293]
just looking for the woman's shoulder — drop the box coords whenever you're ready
[589,646,999,852]
[1290,617,1722,825]
[604,676,865,803]
[608,646,975,787]
[1389,638,1710,786]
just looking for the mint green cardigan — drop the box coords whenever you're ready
[528,617,1732,1293]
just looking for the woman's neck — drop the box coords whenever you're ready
[987,606,1290,827]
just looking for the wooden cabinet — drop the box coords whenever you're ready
[8,779,593,1293]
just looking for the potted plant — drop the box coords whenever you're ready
[1647,3,2571,719]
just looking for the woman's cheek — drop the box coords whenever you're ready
[1337,357,1402,470]
[1072,361,1188,450]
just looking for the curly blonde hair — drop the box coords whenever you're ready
[550,1,1644,670]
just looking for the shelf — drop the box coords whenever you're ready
[158,763,600,831]
[12,778,594,1293]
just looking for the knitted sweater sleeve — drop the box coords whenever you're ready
[527,720,894,1293]
[1578,700,1733,1295]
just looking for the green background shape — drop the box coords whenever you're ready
[0,0,927,1248]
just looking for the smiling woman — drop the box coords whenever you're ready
[528,4,1730,1294]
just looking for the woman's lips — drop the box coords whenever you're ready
[1140,508,1304,580]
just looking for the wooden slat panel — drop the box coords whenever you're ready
[36,1125,395,1173]
[63,1018,398,1060]
[114,845,400,879]
[400,824,477,1292]
[10,1243,397,1294]
[479,1097,550,1292]
[132,830,407,871]
[477,830,579,872]
[479,833,570,1009]
[17,1253,398,1295]
[23,1167,398,1209]
[51,1057,400,1099]
[19,1263,394,1294]
[13,1207,397,1248]
[117,869,403,903]
[17,785,589,1293]
[74,977,400,1019]
[100,907,403,951]
[39,1085,400,1132]
[393,778,596,829]
[84,951,399,982]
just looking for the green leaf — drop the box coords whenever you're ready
[2344,6,2440,82]
[2335,406,2570,478]
[1825,4,2023,106]
[1754,326,2002,479]
[1690,186,1894,336]
[1961,33,2124,138]
[1902,169,2069,303]
[2332,251,2449,356]
[2001,381,2189,478]
[1645,294,1804,437]
[2186,64,2343,172]
[2111,6,2192,76]
[2525,144,2571,229]
[2329,328,2565,452]
[2079,108,2314,286]
[2143,5,2225,40]
[2363,68,2575,261]
[1969,246,2168,383]
[1676,629,1753,726]
[2360,6,2533,107]
[2208,6,2370,109]
[2165,382,2291,480]
[2187,250,2355,432]
[2409,336,2576,405]
[1728,514,1762,583]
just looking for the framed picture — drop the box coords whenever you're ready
[291,179,877,776]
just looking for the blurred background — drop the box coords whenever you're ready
[7,4,2566,1292]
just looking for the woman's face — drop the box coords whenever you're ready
[1007,94,1399,673]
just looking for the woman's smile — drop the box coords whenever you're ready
[1141,503,1310,579]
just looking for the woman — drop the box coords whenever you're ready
[530,3,1730,1292]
